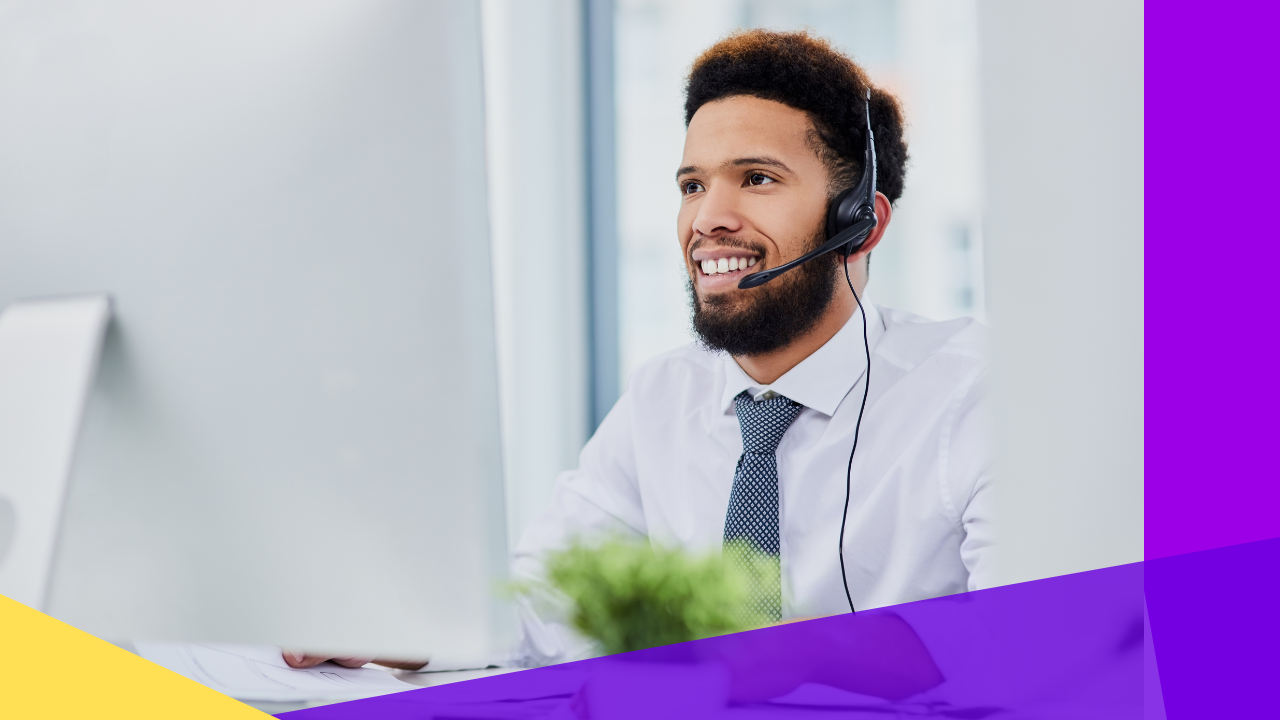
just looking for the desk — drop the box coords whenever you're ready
[239,666,522,715]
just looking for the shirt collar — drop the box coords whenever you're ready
[719,301,885,417]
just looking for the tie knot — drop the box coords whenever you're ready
[733,391,803,454]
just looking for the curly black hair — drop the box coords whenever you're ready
[684,29,908,205]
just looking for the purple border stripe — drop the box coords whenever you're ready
[1146,1,1280,560]
[1146,536,1280,717]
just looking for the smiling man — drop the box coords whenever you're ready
[510,29,993,667]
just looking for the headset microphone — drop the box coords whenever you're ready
[737,88,878,616]
[737,88,878,291]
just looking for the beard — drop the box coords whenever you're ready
[687,227,839,358]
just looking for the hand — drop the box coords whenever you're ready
[281,650,429,671]
[705,613,943,703]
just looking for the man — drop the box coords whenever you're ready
[511,29,991,665]
[287,29,992,683]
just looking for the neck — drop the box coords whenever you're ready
[733,264,867,385]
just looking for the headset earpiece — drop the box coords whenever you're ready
[825,186,874,252]
[825,88,878,258]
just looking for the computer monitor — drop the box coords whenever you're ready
[0,1,514,661]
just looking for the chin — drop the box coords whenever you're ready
[696,286,744,309]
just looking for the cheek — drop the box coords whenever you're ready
[676,205,695,249]
[763,199,825,255]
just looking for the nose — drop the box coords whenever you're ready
[690,183,745,239]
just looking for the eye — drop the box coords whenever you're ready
[747,173,776,186]
[682,181,705,195]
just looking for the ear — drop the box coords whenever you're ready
[845,192,893,264]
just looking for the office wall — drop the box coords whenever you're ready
[980,0,1144,584]
[480,0,591,544]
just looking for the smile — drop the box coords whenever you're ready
[699,256,757,276]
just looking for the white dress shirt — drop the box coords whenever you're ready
[511,302,994,665]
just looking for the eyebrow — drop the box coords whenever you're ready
[675,156,795,181]
[729,156,793,173]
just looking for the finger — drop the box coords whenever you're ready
[330,656,376,668]
[282,650,330,669]
[370,658,430,671]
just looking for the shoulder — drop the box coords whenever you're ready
[627,341,724,392]
[618,342,728,433]
[874,305,990,375]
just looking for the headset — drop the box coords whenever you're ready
[736,88,878,615]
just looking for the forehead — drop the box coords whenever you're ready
[681,95,819,169]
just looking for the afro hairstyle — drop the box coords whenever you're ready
[684,29,909,205]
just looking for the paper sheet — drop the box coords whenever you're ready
[133,641,419,702]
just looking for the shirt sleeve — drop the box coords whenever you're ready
[945,368,996,592]
[507,389,648,667]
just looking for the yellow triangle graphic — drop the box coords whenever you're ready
[0,593,268,718]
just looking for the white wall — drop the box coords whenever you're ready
[481,0,590,545]
[979,0,1144,585]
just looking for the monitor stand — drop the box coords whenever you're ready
[0,295,111,610]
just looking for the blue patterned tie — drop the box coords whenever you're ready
[724,390,803,622]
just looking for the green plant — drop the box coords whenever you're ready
[522,538,778,656]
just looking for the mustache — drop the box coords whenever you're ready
[687,235,767,261]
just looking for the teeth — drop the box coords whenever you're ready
[700,257,757,275]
